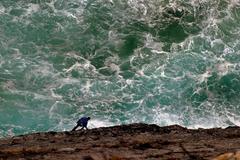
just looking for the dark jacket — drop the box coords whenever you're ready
[77,117,89,127]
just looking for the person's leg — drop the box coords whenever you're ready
[71,124,79,131]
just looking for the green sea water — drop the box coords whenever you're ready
[1,0,240,137]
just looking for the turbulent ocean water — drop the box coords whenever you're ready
[0,0,240,137]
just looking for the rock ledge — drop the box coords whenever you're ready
[1,123,240,160]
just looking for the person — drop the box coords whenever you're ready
[72,117,91,131]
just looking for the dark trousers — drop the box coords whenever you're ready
[71,124,84,131]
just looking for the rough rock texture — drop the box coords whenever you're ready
[1,123,240,160]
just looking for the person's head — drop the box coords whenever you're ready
[87,117,91,120]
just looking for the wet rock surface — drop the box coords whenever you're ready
[1,123,240,160]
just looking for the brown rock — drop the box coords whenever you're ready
[1,123,240,160]
[213,151,240,160]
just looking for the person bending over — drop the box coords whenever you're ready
[72,117,91,131]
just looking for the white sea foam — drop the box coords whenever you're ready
[226,112,240,127]
[59,78,80,85]
[230,0,240,7]
[88,119,115,128]
[63,62,82,73]
[215,60,234,76]
[144,33,164,52]
[46,1,57,12]
[152,106,182,126]
[2,80,16,91]
[0,4,5,14]
[26,3,40,15]
[197,69,212,83]
[0,55,4,67]
[188,114,229,129]
[33,61,55,77]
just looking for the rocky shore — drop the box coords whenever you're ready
[1,123,240,160]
